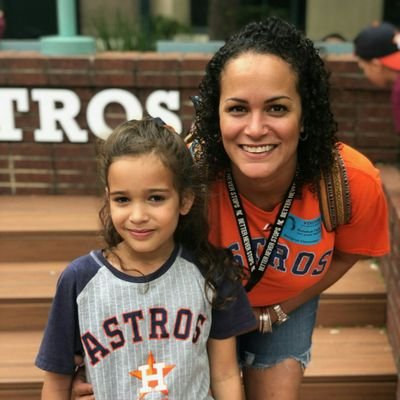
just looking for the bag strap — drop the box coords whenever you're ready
[318,147,352,232]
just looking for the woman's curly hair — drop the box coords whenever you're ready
[192,16,339,190]
[97,117,244,308]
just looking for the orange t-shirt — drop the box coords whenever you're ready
[208,143,390,306]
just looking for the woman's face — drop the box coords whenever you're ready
[219,52,303,183]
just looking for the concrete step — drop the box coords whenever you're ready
[0,261,65,330]
[0,327,396,400]
[0,195,103,262]
[0,258,386,331]
[301,327,397,400]
[316,258,386,327]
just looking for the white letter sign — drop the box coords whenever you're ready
[87,89,143,140]
[32,89,88,142]
[0,88,29,141]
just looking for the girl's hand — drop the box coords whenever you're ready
[208,337,244,399]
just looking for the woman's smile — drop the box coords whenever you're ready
[241,144,277,154]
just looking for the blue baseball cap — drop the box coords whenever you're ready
[354,22,400,71]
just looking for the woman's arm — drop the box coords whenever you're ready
[207,337,244,400]
[41,371,72,400]
[70,368,94,400]
[70,356,94,400]
[274,250,366,320]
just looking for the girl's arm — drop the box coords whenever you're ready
[207,337,244,400]
[41,371,72,400]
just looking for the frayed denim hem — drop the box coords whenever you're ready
[240,348,311,371]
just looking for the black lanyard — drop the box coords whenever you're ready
[225,171,296,292]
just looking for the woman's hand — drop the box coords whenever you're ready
[71,356,94,400]
[281,249,364,315]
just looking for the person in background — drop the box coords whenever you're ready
[354,21,400,134]
[321,32,347,43]
[36,117,256,400]
[72,17,390,400]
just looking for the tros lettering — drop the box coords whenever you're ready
[81,307,206,366]
[229,239,333,276]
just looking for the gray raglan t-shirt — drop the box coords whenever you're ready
[36,245,256,399]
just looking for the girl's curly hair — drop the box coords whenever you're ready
[192,16,339,190]
[97,117,244,308]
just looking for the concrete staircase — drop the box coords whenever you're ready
[0,195,397,400]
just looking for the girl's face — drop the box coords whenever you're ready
[219,52,303,185]
[107,153,193,266]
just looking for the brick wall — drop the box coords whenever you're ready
[328,60,400,163]
[0,51,399,195]
[379,165,400,398]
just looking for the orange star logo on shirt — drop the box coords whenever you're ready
[129,351,175,400]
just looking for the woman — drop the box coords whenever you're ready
[190,16,389,399]
[73,16,389,400]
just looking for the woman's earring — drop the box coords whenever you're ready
[299,130,308,141]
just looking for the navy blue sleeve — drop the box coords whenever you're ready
[35,254,96,375]
[209,283,257,339]
[179,245,257,339]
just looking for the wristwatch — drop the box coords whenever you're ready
[273,304,289,325]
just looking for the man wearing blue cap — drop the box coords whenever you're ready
[354,21,400,134]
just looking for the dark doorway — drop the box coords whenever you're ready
[2,0,57,39]
[383,0,400,27]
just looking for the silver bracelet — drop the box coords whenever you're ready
[259,307,273,334]
[272,304,290,325]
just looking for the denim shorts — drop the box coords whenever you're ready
[237,296,319,370]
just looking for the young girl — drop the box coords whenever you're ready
[35,117,256,400]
